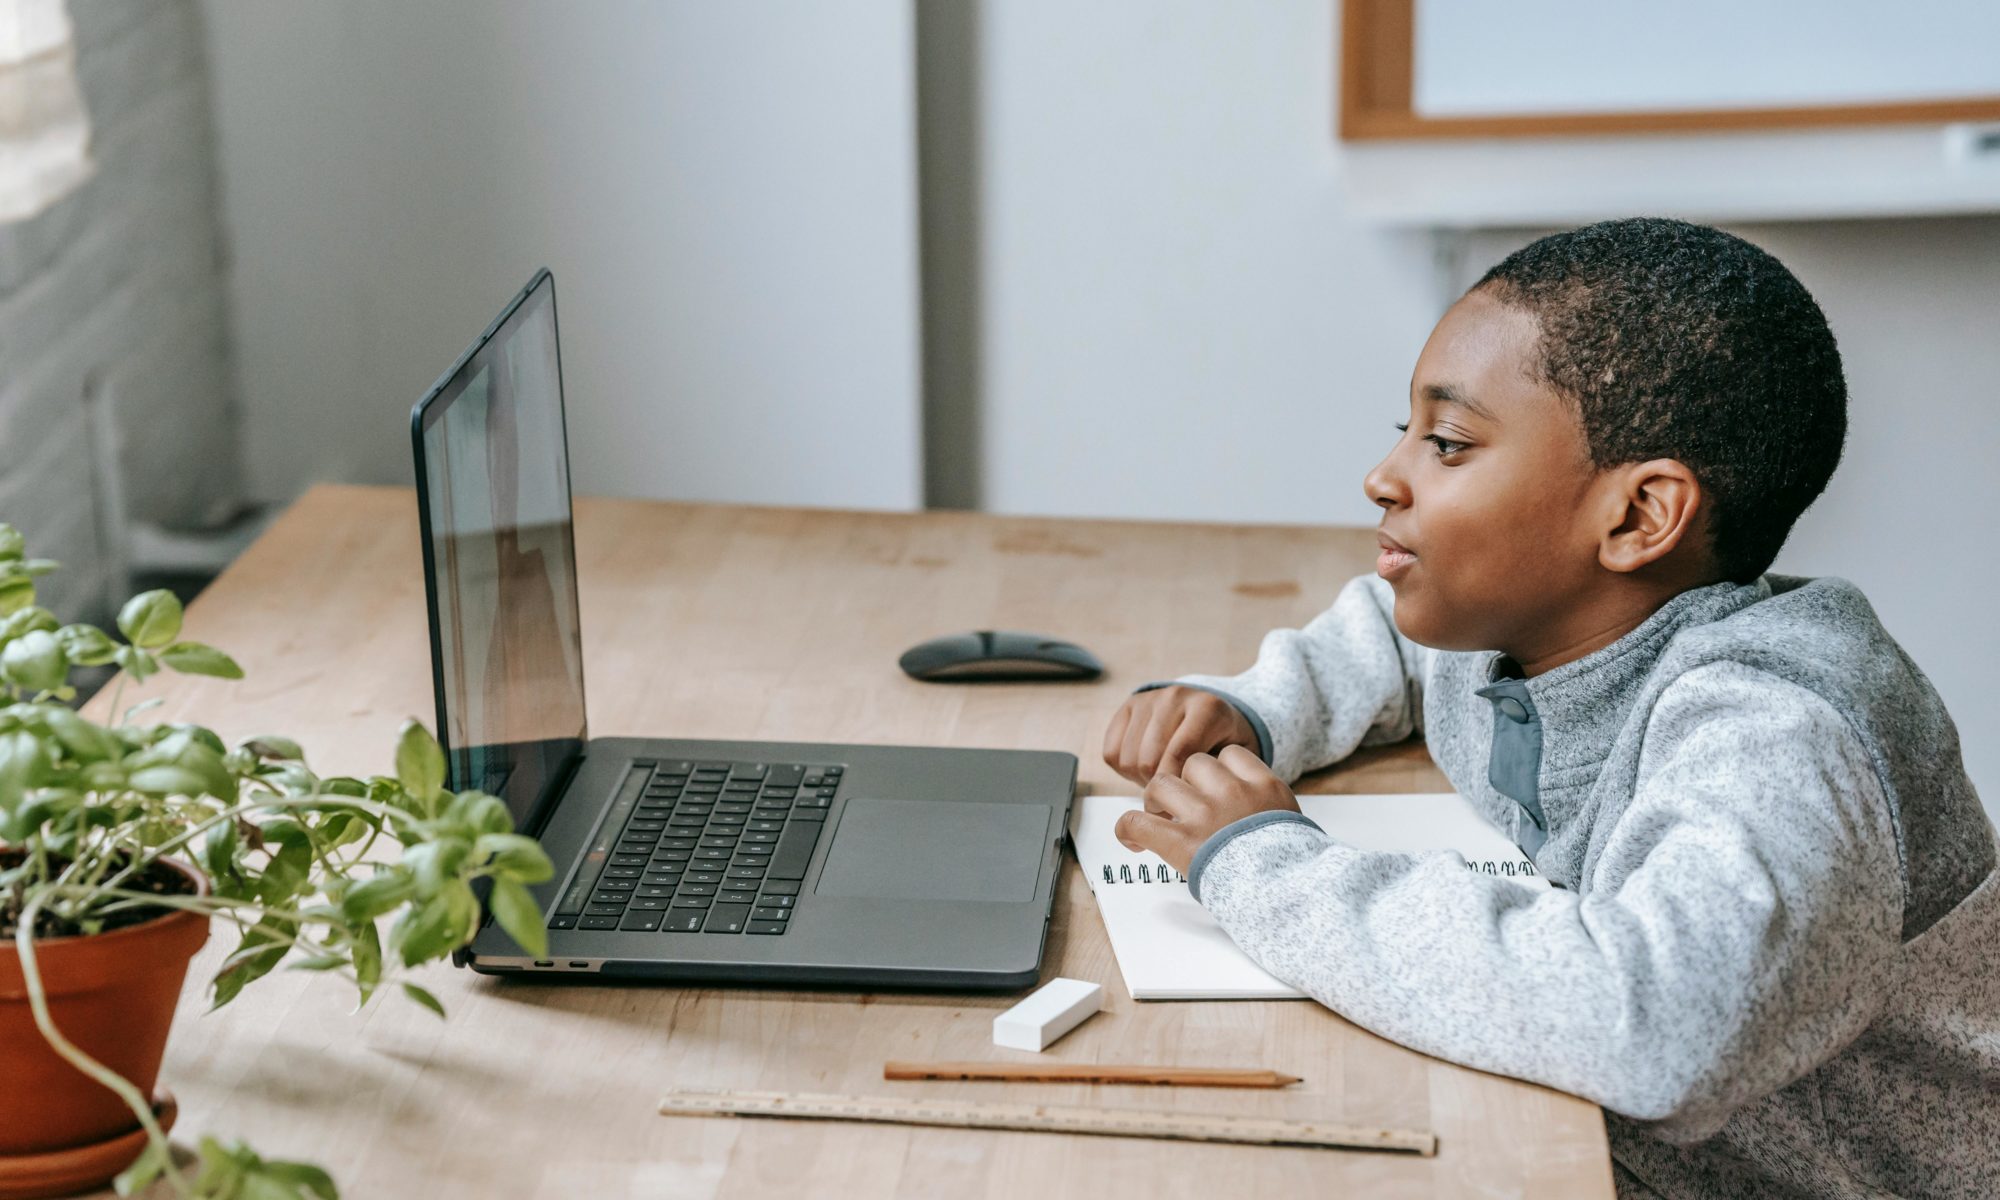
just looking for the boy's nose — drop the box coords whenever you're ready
[1364,453,1408,510]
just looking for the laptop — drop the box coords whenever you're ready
[412,269,1076,988]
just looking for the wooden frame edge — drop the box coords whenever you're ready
[1338,0,2000,141]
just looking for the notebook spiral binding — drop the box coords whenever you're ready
[1102,862,1187,885]
[1098,858,1538,885]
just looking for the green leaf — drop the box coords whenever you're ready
[114,643,158,682]
[393,719,446,800]
[487,876,548,957]
[403,838,472,897]
[245,734,305,761]
[255,1159,340,1200]
[0,576,31,617]
[484,872,548,956]
[0,524,21,561]
[338,871,415,922]
[116,589,183,649]
[53,622,118,666]
[203,817,241,883]
[158,641,245,679]
[352,921,382,1007]
[111,1135,168,1196]
[0,729,51,814]
[447,790,512,837]
[0,605,58,640]
[38,705,119,764]
[1,629,67,692]
[401,981,446,1019]
[476,832,554,883]
[211,921,294,1008]
[389,880,478,967]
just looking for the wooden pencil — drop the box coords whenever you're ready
[883,1061,1302,1088]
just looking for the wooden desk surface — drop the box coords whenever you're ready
[94,484,1611,1199]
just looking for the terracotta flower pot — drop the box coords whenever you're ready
[0,856,209,1170]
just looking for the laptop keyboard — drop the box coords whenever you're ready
[546,760,841,936]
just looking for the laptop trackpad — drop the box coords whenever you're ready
[814,798,1050,902]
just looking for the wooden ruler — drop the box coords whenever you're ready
[659,1089,1436,1156]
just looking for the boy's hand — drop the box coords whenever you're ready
[1113,745,1301,874]
[1102,685,1259,785]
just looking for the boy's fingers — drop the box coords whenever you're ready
[1178,749,1233,796]
[1119,703,1153,780]
[1216,742,1274,783]
[1134,709,1183,781]
[1102,703,1133,768]
[1157,723,1205,781]
[1142,769,1201,819]
[1115,808,1189,860]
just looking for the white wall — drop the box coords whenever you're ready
[200,0,923,511]
[945,0,2000,811]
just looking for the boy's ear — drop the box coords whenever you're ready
[1595,459,1704,574]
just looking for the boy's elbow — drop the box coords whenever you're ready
[1594,1055,1740,1145]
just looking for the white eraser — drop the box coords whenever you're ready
[992,977,1103,1052]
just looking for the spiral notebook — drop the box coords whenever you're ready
[1069,792,1549,1000]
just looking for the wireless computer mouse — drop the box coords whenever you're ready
[899,630,1105,683]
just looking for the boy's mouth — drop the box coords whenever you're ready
[1376,530,1417,580]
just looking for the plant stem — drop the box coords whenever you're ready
[94,789,400,900]
[13,892,193,1199]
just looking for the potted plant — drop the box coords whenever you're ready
[1,523,555,1199]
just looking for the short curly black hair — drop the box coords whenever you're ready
[1472,218,1846,584]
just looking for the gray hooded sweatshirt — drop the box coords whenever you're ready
[1166,573,1999,1198]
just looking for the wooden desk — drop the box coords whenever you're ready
[94,484,1611,1198]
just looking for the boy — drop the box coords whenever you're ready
[1105,219,1999,1198]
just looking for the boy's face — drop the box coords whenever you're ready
[1364,289,1606,656]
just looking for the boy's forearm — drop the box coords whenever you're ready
[1193,679,1903,1140]
[1174,574,1427,781]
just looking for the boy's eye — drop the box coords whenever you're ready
[1393,422,1468,458]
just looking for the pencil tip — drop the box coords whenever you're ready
[1278,1074,1303,1085]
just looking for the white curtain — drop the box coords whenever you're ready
[0,0,92,223]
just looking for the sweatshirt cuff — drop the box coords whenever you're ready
[1133,681,1275,765]
[1186,809,1322,903]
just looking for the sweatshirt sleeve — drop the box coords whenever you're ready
[1191,661,1904,1143]
[1173,574,1431,783]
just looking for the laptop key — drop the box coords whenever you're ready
[767,820,823,880]
[747,820,785,833]
[672,894,715,909]
[732,855,771,869]
[751,906,790,921]
[705,904,752,933]
[638,885,675,899]
[746,920,787,935]
[725,866,765,880]
[679,883,718,896]
[548,915,576,930]
[620,913,663,932]
[756,894,795,909]
[586,903,626,916]
[663,910,704,932]
[761,880,800,896]
[684,870,724,884]
[629,898,670,911]
[765,765,805,788]
[579,916,619,930]
[699,835,739,849]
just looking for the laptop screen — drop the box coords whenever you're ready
[411,271,587,833]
